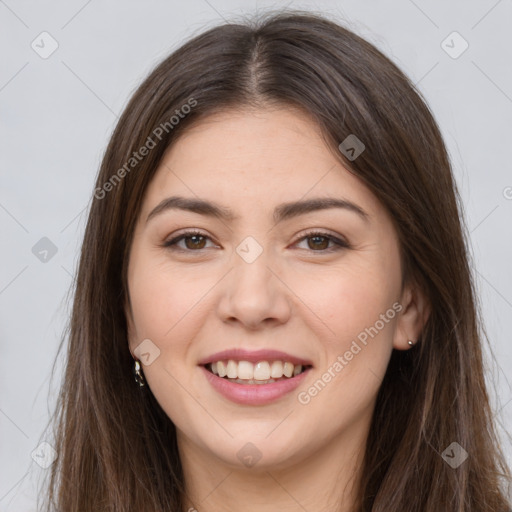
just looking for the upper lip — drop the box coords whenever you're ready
[198,348,313,367]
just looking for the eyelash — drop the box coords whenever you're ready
[162,229,351,254]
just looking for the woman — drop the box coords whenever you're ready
[43,10,511,511]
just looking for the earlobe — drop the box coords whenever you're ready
[124,299,137,359]
[393,281,430,350]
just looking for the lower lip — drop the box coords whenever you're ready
[200,365,311,405]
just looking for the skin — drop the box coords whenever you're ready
[125,107,429,512]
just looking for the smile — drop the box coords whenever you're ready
[201,363,312,405]
[206,360,310,384]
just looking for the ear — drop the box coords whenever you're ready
[124,296,137,359]
[393,280,430,350]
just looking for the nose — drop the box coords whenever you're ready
[216,246,292,330]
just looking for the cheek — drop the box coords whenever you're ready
[127,249,217,341]
[295,272,398,422]
[290,253,400,404]
[126,262,207,413]
[290,257,400,342]
[126,266,192,368]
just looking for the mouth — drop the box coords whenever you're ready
[198,348,314,404]
[203,359,313,385]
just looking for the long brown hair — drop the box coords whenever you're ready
[43,10,511,511]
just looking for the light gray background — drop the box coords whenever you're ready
[1,0,511,509]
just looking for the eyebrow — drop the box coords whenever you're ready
[146,195,370,225]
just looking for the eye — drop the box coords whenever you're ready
[293,230,351,252]
[162,229,350,253]
[162,230,217,252]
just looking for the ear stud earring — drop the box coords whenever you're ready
[133,359,146,387]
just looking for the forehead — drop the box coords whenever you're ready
[141,108,385,221]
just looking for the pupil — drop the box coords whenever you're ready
[309,236,328,250]
[186,235,205,249]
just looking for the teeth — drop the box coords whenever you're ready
[217,361,227,378]
[209,360,305,381]
[283,362,294,378]
[238,361,253,380]
[254,361,270,380]
[226,360,237,379]
[270,361,283,378]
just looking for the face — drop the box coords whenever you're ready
[125,107,424,472]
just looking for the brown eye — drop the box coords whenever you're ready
[306,235,330,251]
[163,231,215,251]
[183,234,207,250]
[294,231,350,252]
